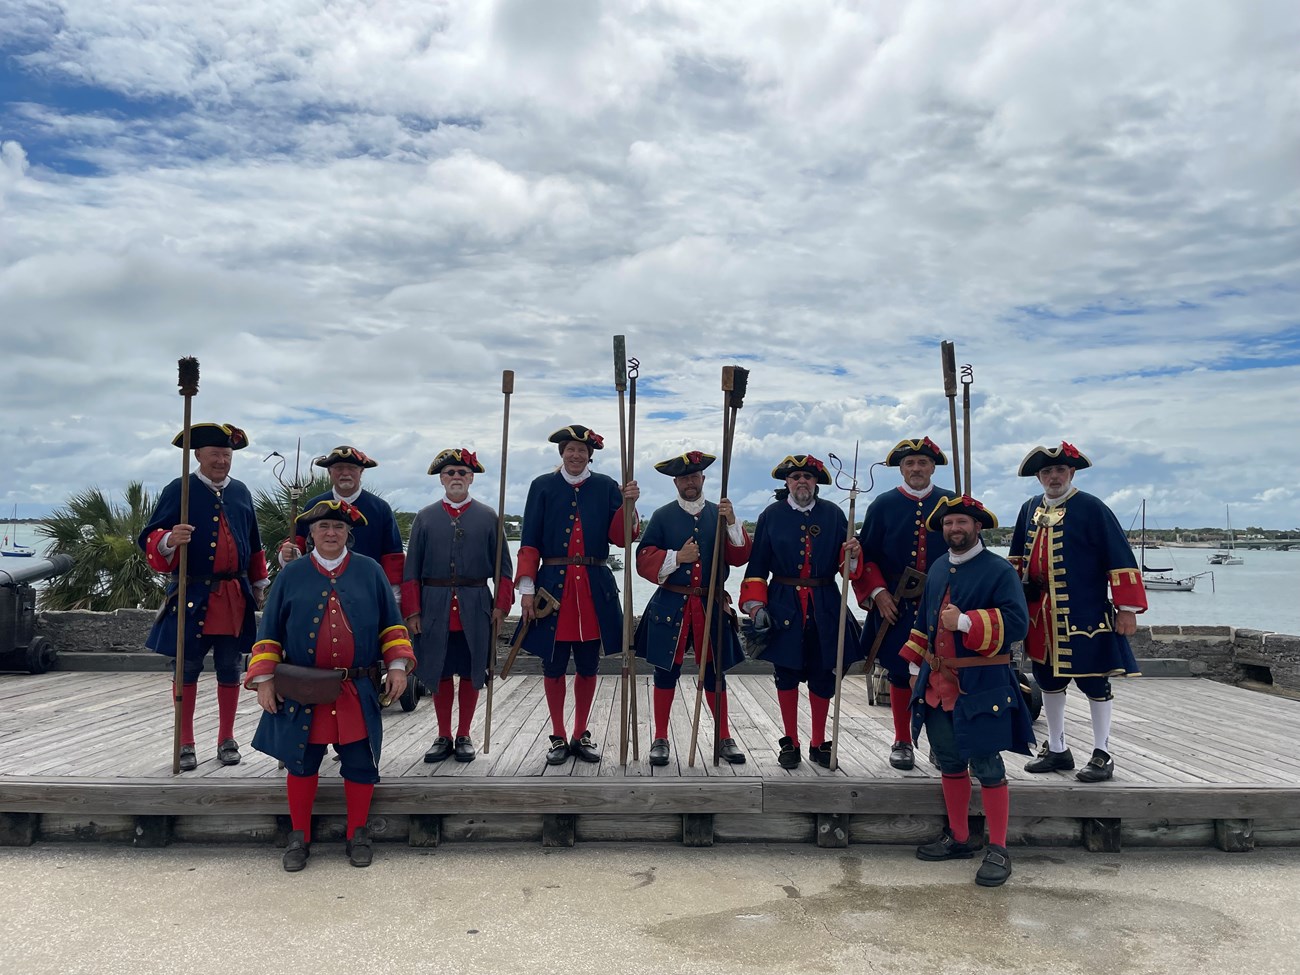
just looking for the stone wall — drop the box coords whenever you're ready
[28,610,1300,693]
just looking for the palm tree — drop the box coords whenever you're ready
[37,481,166,611]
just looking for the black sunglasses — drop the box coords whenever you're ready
[788,472,817,481]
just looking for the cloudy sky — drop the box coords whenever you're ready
[2,0,1298,535]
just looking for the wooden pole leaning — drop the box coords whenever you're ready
[941,341,962,495]
[171,356,199,776]
[614,335,634,765]
[828,448,860,773]
[626,359,640,760]
[484,369,514,756]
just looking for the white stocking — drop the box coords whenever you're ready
[1044,690,1068,753]
[1089,697,1113,755]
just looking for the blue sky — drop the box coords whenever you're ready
[2,0,1299,533]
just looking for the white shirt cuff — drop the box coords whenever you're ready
[908,662,920,676]
[957,613,972,633]
[657,550,679,582]
[518,578,536,596]
[726,522,745,545]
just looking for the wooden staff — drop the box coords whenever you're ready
[828,445,860,773]
[171,356,199,776]
[941,341,962,495]
[613,335,638,765]
[961,362,974,496]
[626,356,640,757]
[483,369,514,755]
[688,365,749,767]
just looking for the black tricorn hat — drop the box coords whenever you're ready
[925,494,998,532]
[172,423,248,451]
[1017,441,1093,477]
[428,447,486,476]
[549,425,604,452]
[296,499,368,529]
[771,454,832,485]
[886,436,948,467]
[314,445,378,469]
[654,451,716,478]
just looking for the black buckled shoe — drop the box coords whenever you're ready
[890,741,915,770]
[975,843,1012,887]
[346,826,373,868]
[916,827,975,862]
[546,735,571,766]
[282,830,310,872]
[217,739,241,766]
[777,736,802,769]
[648,738,671,767]
[1075,749,1114,782]
[570,730,601,763]
[1024,743,1075,773]
[454,736,476,763]
[178,745,197,772]
[809,741,833,768]
[719,738,746,765]
[423,736,454,763]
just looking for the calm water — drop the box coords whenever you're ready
[15,530,1297,635]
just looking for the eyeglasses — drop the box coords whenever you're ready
[787,472,816,481]
[441,468,472,477]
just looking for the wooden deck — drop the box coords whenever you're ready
[1,672,1298,850]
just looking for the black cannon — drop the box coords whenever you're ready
[0,554,73,674]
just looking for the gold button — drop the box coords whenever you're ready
[210,542,216,548]
[571,501,577,507]
[302,725,309,730]
[213,516,219,522]
[331,710,337,716]
[313,617,319,623]
[992,705,999,712]
[186,601,193,608]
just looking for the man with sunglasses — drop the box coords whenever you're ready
[635,450,752,766]
[280,445,411,609]
[403,448,514,763]
[513,425,640,766]
[740,454,863,769]
[139,422,270,772]
[851,437,956,770]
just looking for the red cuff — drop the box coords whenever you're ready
[495,575,515,613]
[900,628,928,666]
[739,577,768,607]
[379,552,405,587]
[962,609,1005,655]
[636,546,668,583]
[144,528,176,573]
[514,545,540,584]
[399,579,421,619]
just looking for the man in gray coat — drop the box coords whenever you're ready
[403,448,513,763]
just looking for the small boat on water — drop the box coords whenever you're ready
[1137,501,1208,593]
[1208,505,1244,565]
[1,506,35,558]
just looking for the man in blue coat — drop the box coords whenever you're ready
[139,422,269,771]
[902,495,1030,887]
[740,454,862,769]
[246,500,416,871]
[513,425,639,766]
[280,445,412,609]
[635,450,752,766]
[404,448,513,764]
[852,436,956,769]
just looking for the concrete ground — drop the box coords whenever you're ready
[3,843,1298,975]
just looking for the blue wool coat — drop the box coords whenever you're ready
[634,499,745,672]
[905,547,1034,759]
[138,474,264,657]
[250,553,408,774]
[855,486,956,678]
[741,497,862,672]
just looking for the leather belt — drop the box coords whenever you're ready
[662,583,725,600]
[421,577,488,587]
[771,575,833,588]
[920,650,1013,694]
[343,665,382,681]
[541,557,608,567]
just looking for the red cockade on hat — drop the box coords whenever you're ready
[459,449,478,470]
[341,501,363,523]
[1061,442,1080,459]
[225,425,247,449]
[686,450,704,464]
[922,436,940,453]
[588,431,604,449]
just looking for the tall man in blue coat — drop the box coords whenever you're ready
[740,454,862,770]
[852,436,956,770]
[279,445,412,610]
[1009,442,1147,783]
[902,495,1031,887]
[635,450,752,766]
[404,448,514,764]
[514,425,640,766]
[246,500,416,871]
[139,422,270,771]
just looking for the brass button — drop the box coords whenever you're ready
[992,705,999,712]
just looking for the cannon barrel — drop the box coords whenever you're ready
[0,554,74,588]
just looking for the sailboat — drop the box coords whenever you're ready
[1,505,36,559]
[1208,505,1244,565]
[1139,501,1201,592]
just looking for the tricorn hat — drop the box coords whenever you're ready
[172,423,248,451]
[1017,441,1092,477]
[654,450,716,478]
[549,425,604,452]
[925,494,998,532]
[314,445,377,469]
[771,454,832,485]
[428,447,485,476]
[886,436,948,467]
[296,499,368,529]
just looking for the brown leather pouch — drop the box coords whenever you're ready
[273,663,344,704]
